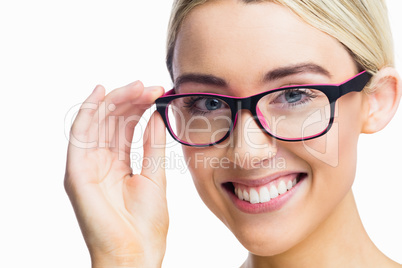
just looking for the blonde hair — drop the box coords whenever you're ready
[166,0,394,80]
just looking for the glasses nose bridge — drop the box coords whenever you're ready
[236,96,254,114]
[232,96,257,128]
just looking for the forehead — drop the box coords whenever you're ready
[172,1,356,86]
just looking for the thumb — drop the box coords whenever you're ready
[141,111,166,189]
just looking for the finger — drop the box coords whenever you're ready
[141,111,166,190]
[116,86,165,151]
[70,85,105,145]
[106,85,165,121]
[103,81,163,108]
[91,83,164,147]
[92,81,144,139]
[107,80,144,105]
[131,86,165,105]
[106,86,165,164]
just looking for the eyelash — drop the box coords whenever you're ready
[271,89,317,108]
[183,97,210,115]
[181,87,318,117]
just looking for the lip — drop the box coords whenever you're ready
[222,171,305,187]
[222,173,307,214]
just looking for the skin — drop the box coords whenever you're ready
[172,1,401,267]
[64,0,401,267]
[65,82,168,267]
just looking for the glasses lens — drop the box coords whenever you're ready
[166,96,232,145]
[256,88,331,140]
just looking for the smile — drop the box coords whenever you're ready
[223,173,306,214]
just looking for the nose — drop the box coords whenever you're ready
[226,109,277,170]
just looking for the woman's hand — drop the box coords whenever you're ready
[64,81,168,268]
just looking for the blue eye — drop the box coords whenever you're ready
[183,96,228,115]
[271,89,317,108]
[204,98,222,110]
[284,91,303,103]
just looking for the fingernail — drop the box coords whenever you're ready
[127,80,141,87]
[149,86,163,92]
[92,85,100,93]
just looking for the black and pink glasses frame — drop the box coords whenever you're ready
[155,71,372,147]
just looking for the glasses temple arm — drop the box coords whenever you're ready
[339,71,372,97]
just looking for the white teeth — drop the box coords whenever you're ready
[269,185,279,199]
[237,188,244,200]
[259,187,270,203]
[286,180,293,190]
[243,189,250,201]
[234,177,299,203]
[249,188,260,204]
[278,180,287,195]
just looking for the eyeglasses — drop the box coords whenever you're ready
[155,71,372,147]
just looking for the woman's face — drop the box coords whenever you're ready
[172,1,367,255]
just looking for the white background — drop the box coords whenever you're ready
[0,1,401,267]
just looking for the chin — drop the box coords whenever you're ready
[233,228,301,257]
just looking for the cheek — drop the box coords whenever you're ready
[179,95,364,256]
[182,147,229,219]
[182,147,205,191]
[300,94,363,203]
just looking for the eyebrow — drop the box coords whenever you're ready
[264,63,331,82]
[174,62,331,90]
[174,73,227,90]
